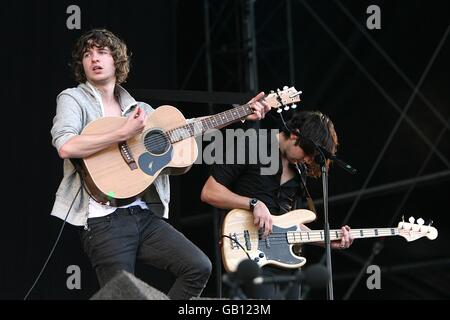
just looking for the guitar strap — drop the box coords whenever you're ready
[294,164,316,214]
[303,186,317,214]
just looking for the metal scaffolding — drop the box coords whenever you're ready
[171,0,450,299]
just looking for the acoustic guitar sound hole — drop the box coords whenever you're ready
[144,129,170,155]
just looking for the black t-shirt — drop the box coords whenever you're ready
[211,131,307,214]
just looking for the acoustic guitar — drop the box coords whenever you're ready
[74,87,301,206]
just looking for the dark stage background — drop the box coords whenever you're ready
[1,0,449,300]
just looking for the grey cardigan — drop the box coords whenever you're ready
[50,82,170,227]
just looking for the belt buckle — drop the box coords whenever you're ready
[129,206,138,215]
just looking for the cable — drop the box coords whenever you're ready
[23,184,82,300]
[221,235,252,260]
[278,110,291,134]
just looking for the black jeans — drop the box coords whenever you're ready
[79,206,212,299]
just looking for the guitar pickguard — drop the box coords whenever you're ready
[138,146,174,176]
[257,225,306,266]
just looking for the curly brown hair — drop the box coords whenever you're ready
[71,29,131,84]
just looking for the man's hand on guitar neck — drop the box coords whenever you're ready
[331,225,353,250]
[252,201,273,238]
[245,92,271,122]
[302,224,354,250]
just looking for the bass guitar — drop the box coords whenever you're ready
[221,208,438,272]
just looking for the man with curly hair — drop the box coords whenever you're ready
[50,29,269,299]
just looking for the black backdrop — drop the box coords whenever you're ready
[1,0,449,300]
[2,0,178,299]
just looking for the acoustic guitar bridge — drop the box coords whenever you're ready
[118,142,138,170]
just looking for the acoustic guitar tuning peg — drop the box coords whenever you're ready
[408,217,415,224]
[291,104,297,109]
[284,106,290,111]
[417,218,424,225]
[277,108,282,113]
[270,90,275,94]
[283,86,289,90]
[427,219,433,226]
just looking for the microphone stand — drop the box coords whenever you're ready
[314,146,356,300]
[316,150,334,300]
[297,146,356,300]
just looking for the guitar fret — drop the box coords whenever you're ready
[168,130,175,143]
[193,121,201,136]
[202,118,208,131]
[166,104,256,144]
[173,128,179,141]
[206,104,254,130]
[280,227,404,246]
[225,110,231,122]
[288,229,402,243]
[162,87,300,147]
[186,124,192,136]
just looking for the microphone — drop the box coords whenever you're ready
[222,259,261,287]
[223,260,329,290]
[314,144,357,175]
[252,264,329,289]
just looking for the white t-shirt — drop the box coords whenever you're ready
[88,197,149,218]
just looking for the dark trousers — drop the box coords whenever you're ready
[79,206,212,300]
